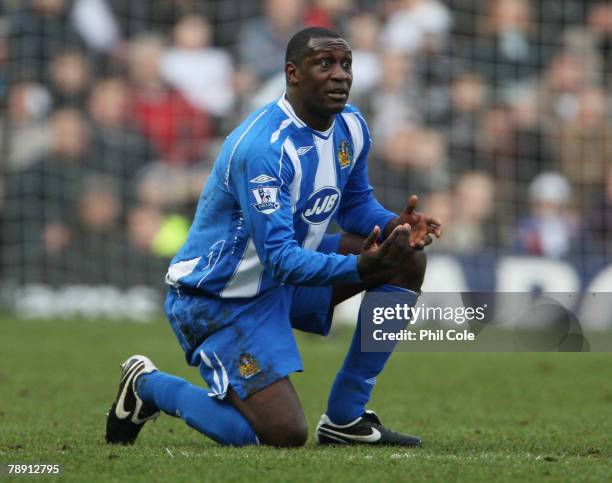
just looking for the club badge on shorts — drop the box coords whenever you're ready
[252,185,280,214]
[238,353,261,379]
[337,140,353,169]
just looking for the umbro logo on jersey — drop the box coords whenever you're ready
[301,186,341,225]
[250,174,277,183]
[296,146,314,155]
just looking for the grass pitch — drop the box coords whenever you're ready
[1,317,611,482]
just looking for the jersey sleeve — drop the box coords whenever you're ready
[229,143,361,286]
[336,112,397,237]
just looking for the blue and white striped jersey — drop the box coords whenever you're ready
[165,95,396,298]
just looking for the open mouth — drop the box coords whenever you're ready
[325,90,348,101]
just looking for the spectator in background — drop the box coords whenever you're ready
[128,205,164,256]
[515,172,577,258]
[478,96,555,225]
[0,80,52,171]
[368,52,421,141]
[72,175,126,284]
[304,0,352,31]
[537,32,602,123]
[69,174,171,288]
[506,85,554,180]
[237,0,305,84]
[160,14,235,117]
[346,12,382,103]
[536,0,598,45]
[48,48,91,108]
[370,128,449,212]
[237,0,306,110]
[128,204,189,258]
[477,103,515,175]
[107,0,192,40]
[3,108,90,284]
[587,1,612,87]
[7,0,84,83]
[104,0,256,49]
[447,0,481,37]
[438,71,488,175]
[380,0,452,56]
[551,86,612,209]
[135,162,209,213]
[70,0,120,54]
[443,171,496,253]
[86,76,156,212]
[474,102,527,226]
[126,203,187,287]
[465,0,541,93]
[127,34,212,166]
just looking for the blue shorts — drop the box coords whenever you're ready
[164,234,343,399]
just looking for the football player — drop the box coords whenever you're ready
[106,27,441,447]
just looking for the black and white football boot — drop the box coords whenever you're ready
[105,355,160,445]
[315,410,422,447]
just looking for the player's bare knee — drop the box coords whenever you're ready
[258,418,308,447]
[281,422,308,447]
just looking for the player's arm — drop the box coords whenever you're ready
[336,115,441,249]
[229,148,361,286]
[229,149,411,285]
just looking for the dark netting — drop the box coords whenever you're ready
[1,0,610,317]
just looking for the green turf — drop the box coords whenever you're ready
[1,317,611,482]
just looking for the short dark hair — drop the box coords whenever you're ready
[285,27,343,65]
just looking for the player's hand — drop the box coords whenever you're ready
[384,195,442,250]
[357,223,414,279]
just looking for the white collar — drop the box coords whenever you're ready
[277,94,335,138]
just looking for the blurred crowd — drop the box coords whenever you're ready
[1,0,611,287]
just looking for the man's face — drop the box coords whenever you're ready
[290,37,353,116]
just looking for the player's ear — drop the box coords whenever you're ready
[285,61,299,86]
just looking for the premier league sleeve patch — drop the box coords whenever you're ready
[251,185,280,214]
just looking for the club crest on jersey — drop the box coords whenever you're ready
[252,186,279,214]
[301,186,341,225]
[337,140,353,168]
[238,353,261,379]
